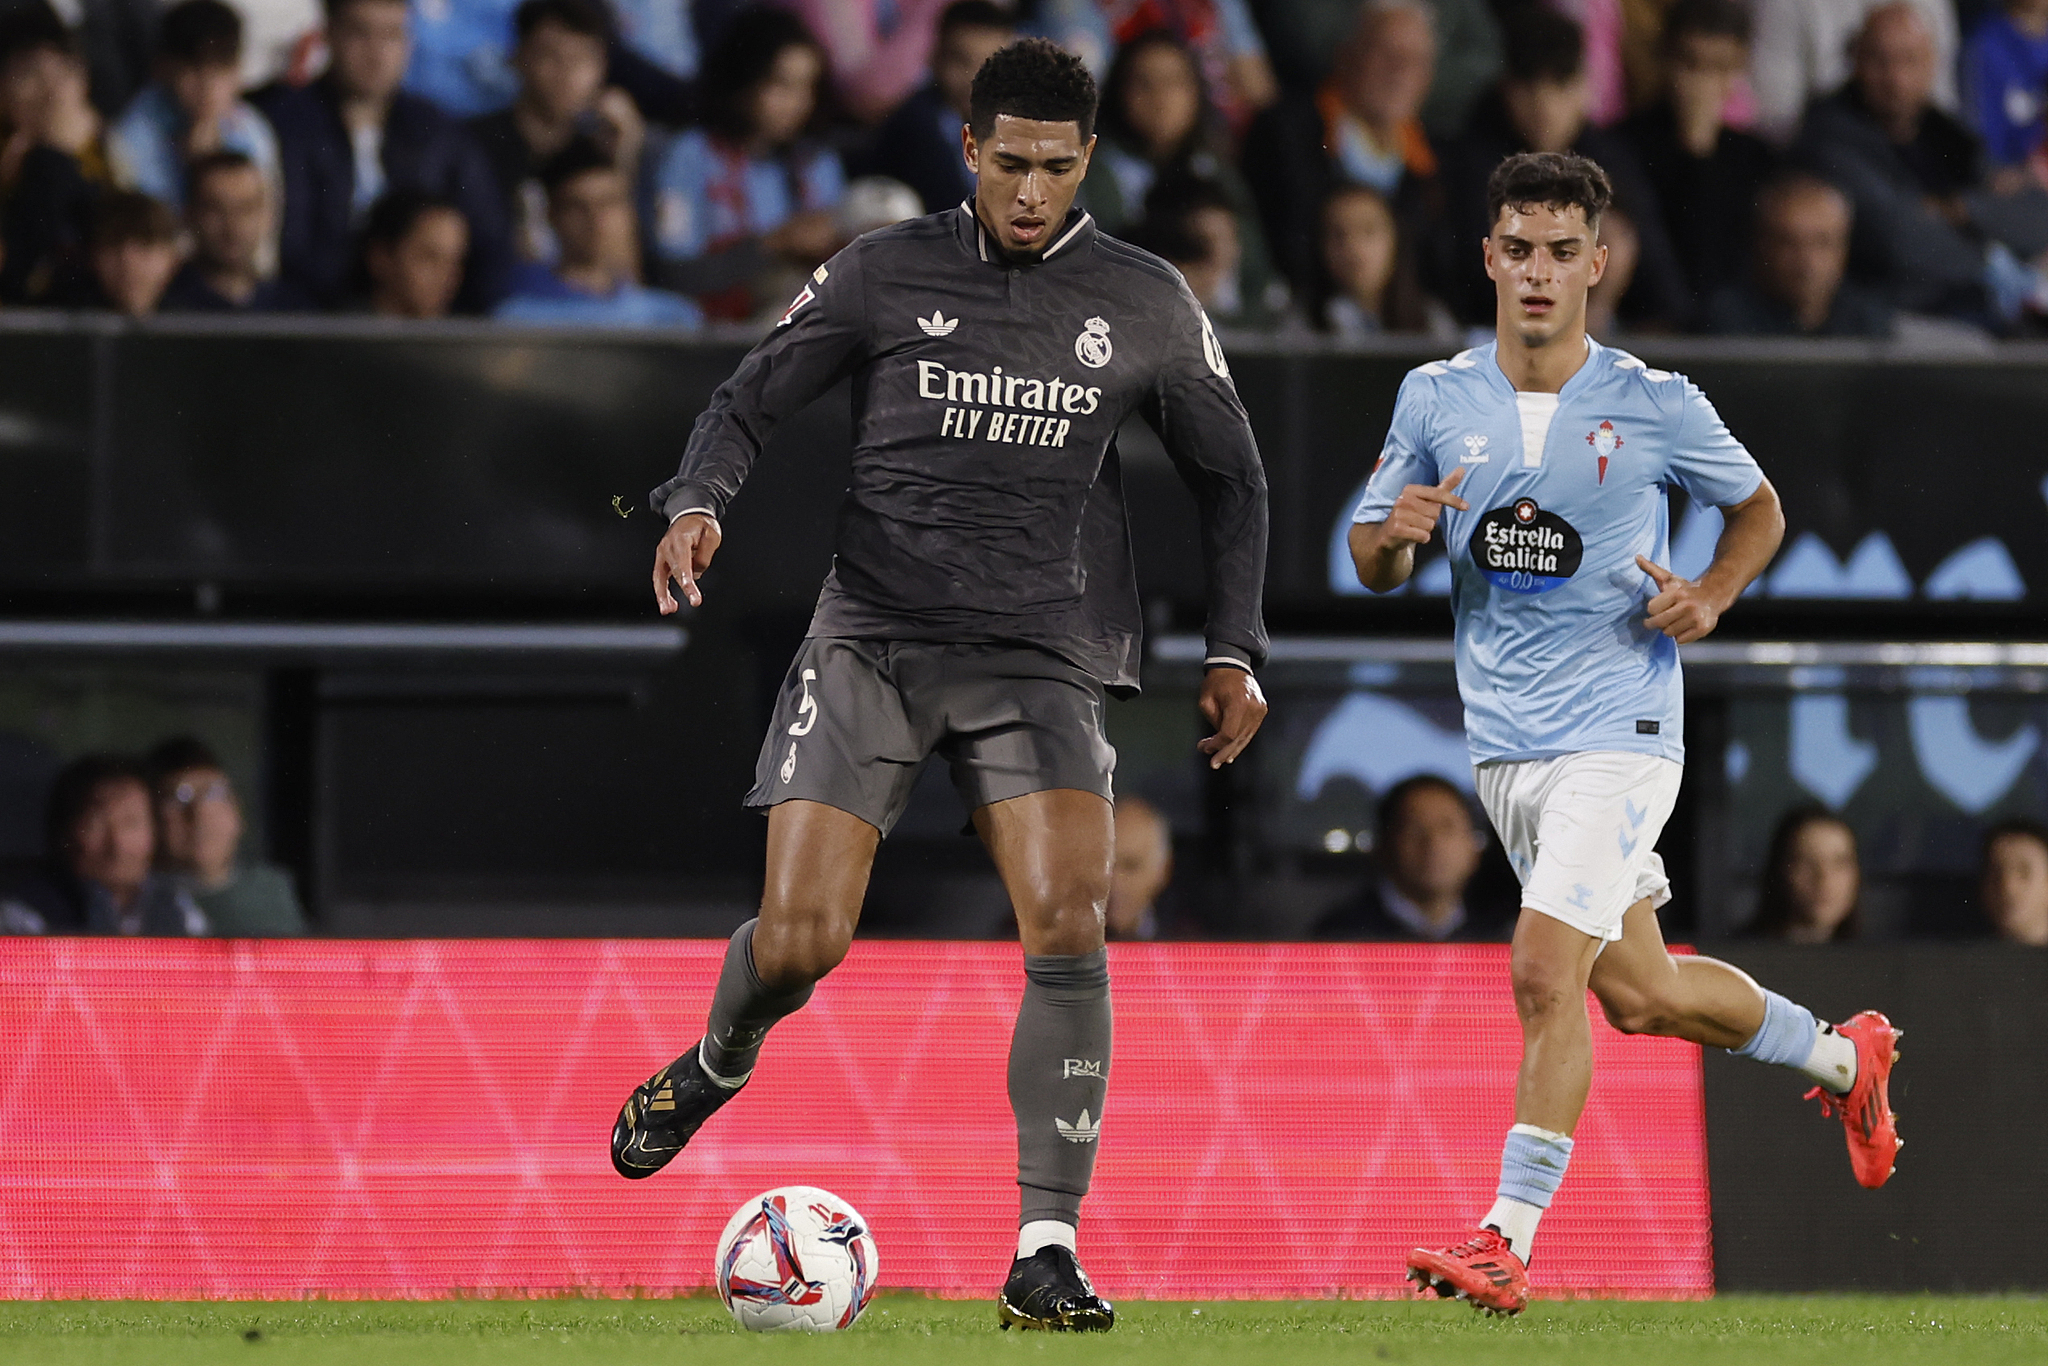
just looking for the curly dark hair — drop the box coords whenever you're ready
[1486,151,1613,231]
[969,36,1097,142]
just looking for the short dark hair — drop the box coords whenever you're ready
[538,134,617,194]
[158,0,242,64]
[969,36,1097,141]
[45,754,150,858]
[1983,817,2048,866]
[515,0,608,43]
[700,7,826,143]
[321,0,407,24]
[92,190,178,248]
[187,149,260,197]
[1376,774,1473,845]
[1662,0,1752,51]
[938,0,1013,42]
[1502,5,1584,83]
[146,735,223,786]
[1486,151,1612,230]
[362,188,464,249]
[0,2,76,66]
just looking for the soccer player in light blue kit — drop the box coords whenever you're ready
[1348,153,1903,1315]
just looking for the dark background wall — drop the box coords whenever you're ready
[1703,943,2048,1290]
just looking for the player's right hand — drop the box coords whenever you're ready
[653,512,723,613]
[1382,467,1469,546]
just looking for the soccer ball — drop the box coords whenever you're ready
[713,1186,879,1332]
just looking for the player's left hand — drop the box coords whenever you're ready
[1197,667,1268,770]
[1636,556,1724,644]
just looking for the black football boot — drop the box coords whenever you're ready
[610,1041,742,1179]
[996,1245,1116,1331]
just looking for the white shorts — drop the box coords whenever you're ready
[1473,751,1684,943]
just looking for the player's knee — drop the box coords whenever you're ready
[750,905,856,987]
[1509,953,1579,1022]
[1595,978,1681,1036]
[1016,889,1108,957]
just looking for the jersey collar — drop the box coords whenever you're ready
[954,200,1097,267]
[1484,335,1604,399]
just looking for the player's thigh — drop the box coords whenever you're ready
[1584,898,1677,1019]
[1506,752,1682,945]
[973,788,1114,953]
[746,638,932,839]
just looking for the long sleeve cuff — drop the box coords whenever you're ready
[657,484,723,523]
[1203,642,1256,672]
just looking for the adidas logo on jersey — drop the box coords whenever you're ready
[918,310,958,337]
[1055,1109,1100,1143]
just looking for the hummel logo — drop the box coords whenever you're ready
[1062,1059,1103,1079]
[918,310,958,337]
[1055,1109,1100,1143]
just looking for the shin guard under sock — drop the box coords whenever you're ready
[699,918,813,1083]
[1009,949,1111,1228]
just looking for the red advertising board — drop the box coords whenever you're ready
[0,940,1709,1299]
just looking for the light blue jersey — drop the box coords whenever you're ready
[1354,339,1764,766]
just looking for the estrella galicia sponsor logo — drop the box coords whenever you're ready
[1470,498,1583,594]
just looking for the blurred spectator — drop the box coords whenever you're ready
[1306,181,1455,337]
[0,5,107,303]
[148,737,306,937]
[606,0,704,88]
[359,187,469,315]
[1795,2,2048,323]
[1979,817,2048,944]
[856,0,1011,214]
[649,7,842,321]
[1961,0,2048,178]
[1705,174,1894,335]
[1747,805,1862,942]
[1622,0,1776,319]
[1552,0,1631,127]
[0,755,208,935]
[1107,796,1173,941]
[1127,173,1255,320]
[780,0,951,124]
[255,0,511,310]
[496,135,700,323]
[403,0,522,116]
[1751,0,1958,144]
[1242,1,1439,302]
[105,0,281,213]
[469,0,645,263]
[1257,0,1503,141]
[1100,0,1278,134]
[1438,6,1688,326]
[1313,775,1513,942]
[1089,29,1278,309]
[161,150,312,310]
[60,187,179,313]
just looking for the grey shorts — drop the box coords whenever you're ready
[746,638,1117,835]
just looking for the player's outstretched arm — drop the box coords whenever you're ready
[1636,476,1784,644]
[653,512,723,613]
[1349,467,1468,592]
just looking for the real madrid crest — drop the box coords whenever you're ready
[1074,316,1113,368]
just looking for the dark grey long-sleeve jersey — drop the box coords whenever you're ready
[649,203,1270,691]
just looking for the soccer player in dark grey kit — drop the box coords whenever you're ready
[610,39,1270,1330]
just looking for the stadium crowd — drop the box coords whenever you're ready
[1,0,2047,335]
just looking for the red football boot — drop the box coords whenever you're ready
[1805,1010,1903,1189]
[1405,1228,1529,1316]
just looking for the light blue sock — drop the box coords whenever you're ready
[1730,990,1816,1069]
[1496,1124,1574,1208]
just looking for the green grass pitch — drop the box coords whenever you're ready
[0,1297,2041,1365]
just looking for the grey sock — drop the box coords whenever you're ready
[1008,949,1111,1227]
[699,918,813,1081]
